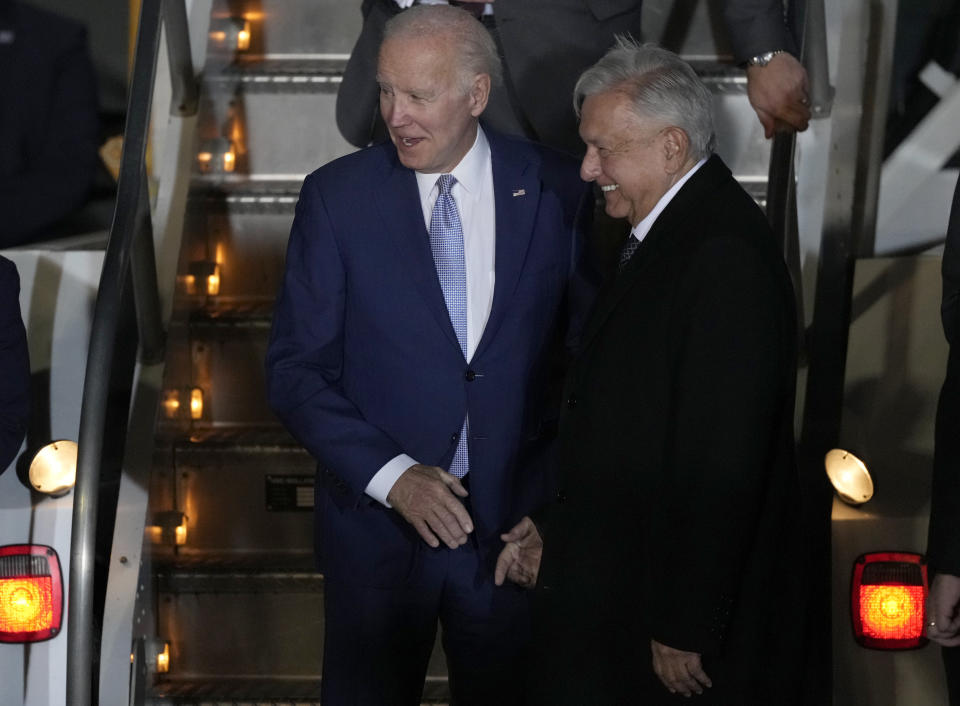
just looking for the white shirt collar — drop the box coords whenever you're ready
[632,157,708,242]
[415,125,490,201]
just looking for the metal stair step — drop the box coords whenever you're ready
[151,551,320,588]
[147,676,451,705]
[208,57,348,94]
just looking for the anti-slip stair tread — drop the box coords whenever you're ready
[149,676,451,704]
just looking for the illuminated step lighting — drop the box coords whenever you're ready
[156,641,171,673]
[209,17,251,52]
[0,545,64,643]
[163,389,181,418]
[147,511,189,547]
[186,259,222,297]
[196,138,237,174]
[190,387,204,420]
[851,552,928,649]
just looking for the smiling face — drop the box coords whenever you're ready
[578,90,681,227]
[377,34,489,174]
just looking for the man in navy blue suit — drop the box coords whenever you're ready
[1,256,30,472]
[265,6,591,704]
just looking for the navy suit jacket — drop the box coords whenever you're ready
[0,256,30,472]
[266,128,592,586]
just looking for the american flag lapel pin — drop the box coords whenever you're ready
[512,188,526,197]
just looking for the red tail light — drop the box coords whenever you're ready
[851,551,928,649]
[0,545,64,643]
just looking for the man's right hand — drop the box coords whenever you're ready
[746,52,811,139]
[387,464,473,549]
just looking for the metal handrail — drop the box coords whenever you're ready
[765,0,835,346]
[803,0,834,119]
[66,1,196,703]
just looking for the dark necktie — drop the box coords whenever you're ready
[618,234,641,273]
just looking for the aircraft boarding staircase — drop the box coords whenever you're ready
[65,1,849,704]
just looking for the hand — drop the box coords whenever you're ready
[494,516,543,588]
[927,573,960,646]
[387,464,473,549]
[650,639,712,697]
[746,52,811,138]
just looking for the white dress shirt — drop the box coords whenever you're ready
[630,157,707,242]
[365,126,496,506]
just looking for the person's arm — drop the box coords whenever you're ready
[0,23,99,245]
[0,259,30,471]
[646,235,792,657]
[266,174,402,498]
[265,174,473,547]
[722,0,810,137]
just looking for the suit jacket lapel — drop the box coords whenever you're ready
[474,130,541,360]
[372,148,465,354]
[578,155,729,353]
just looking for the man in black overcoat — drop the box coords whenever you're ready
[927,173,960,704]
[496,40,804,704]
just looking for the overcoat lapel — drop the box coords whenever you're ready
[578,155,727,353]
[473,132,541,360]
[372,149,465,354]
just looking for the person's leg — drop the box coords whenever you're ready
[321,560,444,706]
[439,542,531,706]
[944,645,960,706]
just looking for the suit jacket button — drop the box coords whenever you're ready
[566,395,577,408]
[465,369,477,381]
[556,490,567,503]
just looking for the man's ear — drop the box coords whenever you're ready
[661,126,689,173]
[469,74,491,117]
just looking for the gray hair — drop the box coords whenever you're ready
[574,37,715,160]
[383,5,503,92]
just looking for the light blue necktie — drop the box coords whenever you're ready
[429,174,469,478]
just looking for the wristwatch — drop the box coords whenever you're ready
[746,50,786,67]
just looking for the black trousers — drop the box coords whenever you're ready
[945,645,960,705]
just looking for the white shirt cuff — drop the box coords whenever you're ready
[365,453,418,507]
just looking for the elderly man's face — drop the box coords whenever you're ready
[378,35,488,174]
[578,90,676,227]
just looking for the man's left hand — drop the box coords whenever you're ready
[651,639,712,697]
[746,52,811,138]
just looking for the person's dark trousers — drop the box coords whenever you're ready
[944,645,960,706]
[321,538,530,705]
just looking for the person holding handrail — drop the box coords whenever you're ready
[338,0,811,154]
